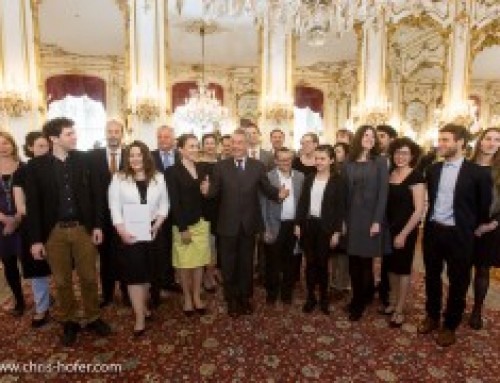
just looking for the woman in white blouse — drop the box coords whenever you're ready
[108,140,169,337]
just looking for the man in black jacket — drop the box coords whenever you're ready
[418,124,492,347]
[201,129,289,317]
[150,125,182,303]
[88,119,128,307]
[26,117,111,347]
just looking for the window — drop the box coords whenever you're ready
[46,95,107,150]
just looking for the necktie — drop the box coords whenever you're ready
[162,152,171,169]
[236,159,243,171]
[109,152,117,174]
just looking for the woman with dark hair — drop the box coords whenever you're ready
[383,137,425,327]
[343,125,389,321]
[295,145,345,315]
[469,127,500,329]
[13,131,52,326]
[170,134,211,316]
[108,140,169,336]
[0,131,25,317]
[198,133,222,292]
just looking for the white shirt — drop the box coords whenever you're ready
[248,146,260,160]
[106,147,121,169]
[278,170,295,220]
[310,178,327,218]
[431,157,464,226]
[234,157,247,170]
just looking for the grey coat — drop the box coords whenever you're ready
[260,169,304,243]
[343,156,389,257]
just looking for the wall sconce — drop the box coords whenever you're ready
[0,89,32,117]
[434,100,477,131]
[128,84,167,123]
[352,100,392,126]
[264,97,294,123]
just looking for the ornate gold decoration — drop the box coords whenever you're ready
[0,91,32,117]
[131,99,160,123]
[265,101,294,123]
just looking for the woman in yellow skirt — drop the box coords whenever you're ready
[169,134,211,315]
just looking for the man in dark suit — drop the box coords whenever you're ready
[418,123,492,347]
[150,125,181,304]
[88,119,128,307]
[25,117,111,346]
[201,129,289,317]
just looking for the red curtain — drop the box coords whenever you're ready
[46,75,106,106]
[295,86,324,116]
[172,81,224,112]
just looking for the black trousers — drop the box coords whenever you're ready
[98,225,126,302]
[423,222,473,330]
[348,255,374,314]
[1,251,24,305]
[219,227,256,303]
[265,221,296,301]
[303,218,331,302]
[161,215,175,287]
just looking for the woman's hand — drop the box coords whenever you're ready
[393,233,406,249]
[369,223,380,237]
[475,220,499,237]
[180,230,192,245]
[330,232,340,249]
[294,225,301,238]
[2,215,17,235]
[119,230,136,245]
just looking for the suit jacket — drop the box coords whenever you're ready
[425,159,492,237]
[260,169,304,243]
[207,157,280,236]
[25,151,102,245]
[296,173,346,236]
[151,149,181,175]
[88,147,124,229]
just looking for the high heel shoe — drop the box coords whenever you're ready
[195,306,208,315]
[145,312,153,321]
[183,309,195,317]
[133,328,146,337]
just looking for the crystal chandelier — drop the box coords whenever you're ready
[176,25,229,128]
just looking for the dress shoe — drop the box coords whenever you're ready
[468,311,483,330]
[389,312,405,328]
[11,303,25,318]
[133,328,146,337]
[436,328,456,347]
[320,301,330,315]
[62,321,81,347]
[195,307,208,316]
[302,299,317,314]
[239,301,253,315]
[417,317,440,335]
[99,300,112,308]
[266,296,277,305]
[183,309,195,317]
[348,311,363,322]
[86,318,112,336]
[31,312,49,328]
[227,301,239,318]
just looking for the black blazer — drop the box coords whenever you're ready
[168,162,207,232]
[207,157,280,236]
[25,151,102,245]
[425,159,492,236]
[296,173,346,235]
[87,148,124,227]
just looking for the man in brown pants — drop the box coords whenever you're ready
[25,117,111,347]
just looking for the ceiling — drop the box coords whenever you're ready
[37,0,500,79]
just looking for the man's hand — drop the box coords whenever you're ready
[393,233,406,249]
[120,231,136,245]
[278,184,290,200]
[2,216,17,235]
[180,230,192,245]
[200,175,210,196]
[294,225,301,238]
[92,229,103,246]
[330,232,340,249]
[369,223,380,237]
[31,243,46,260]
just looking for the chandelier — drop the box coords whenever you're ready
[176,25,229,128]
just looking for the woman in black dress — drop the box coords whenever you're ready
[0,131,24,317]
[343,125,389,321]
[469,127,500,329]
[13,132,52,327]
[385,138,425,327]
[108,141,169,336]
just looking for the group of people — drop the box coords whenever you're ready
[0,117,499,349]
